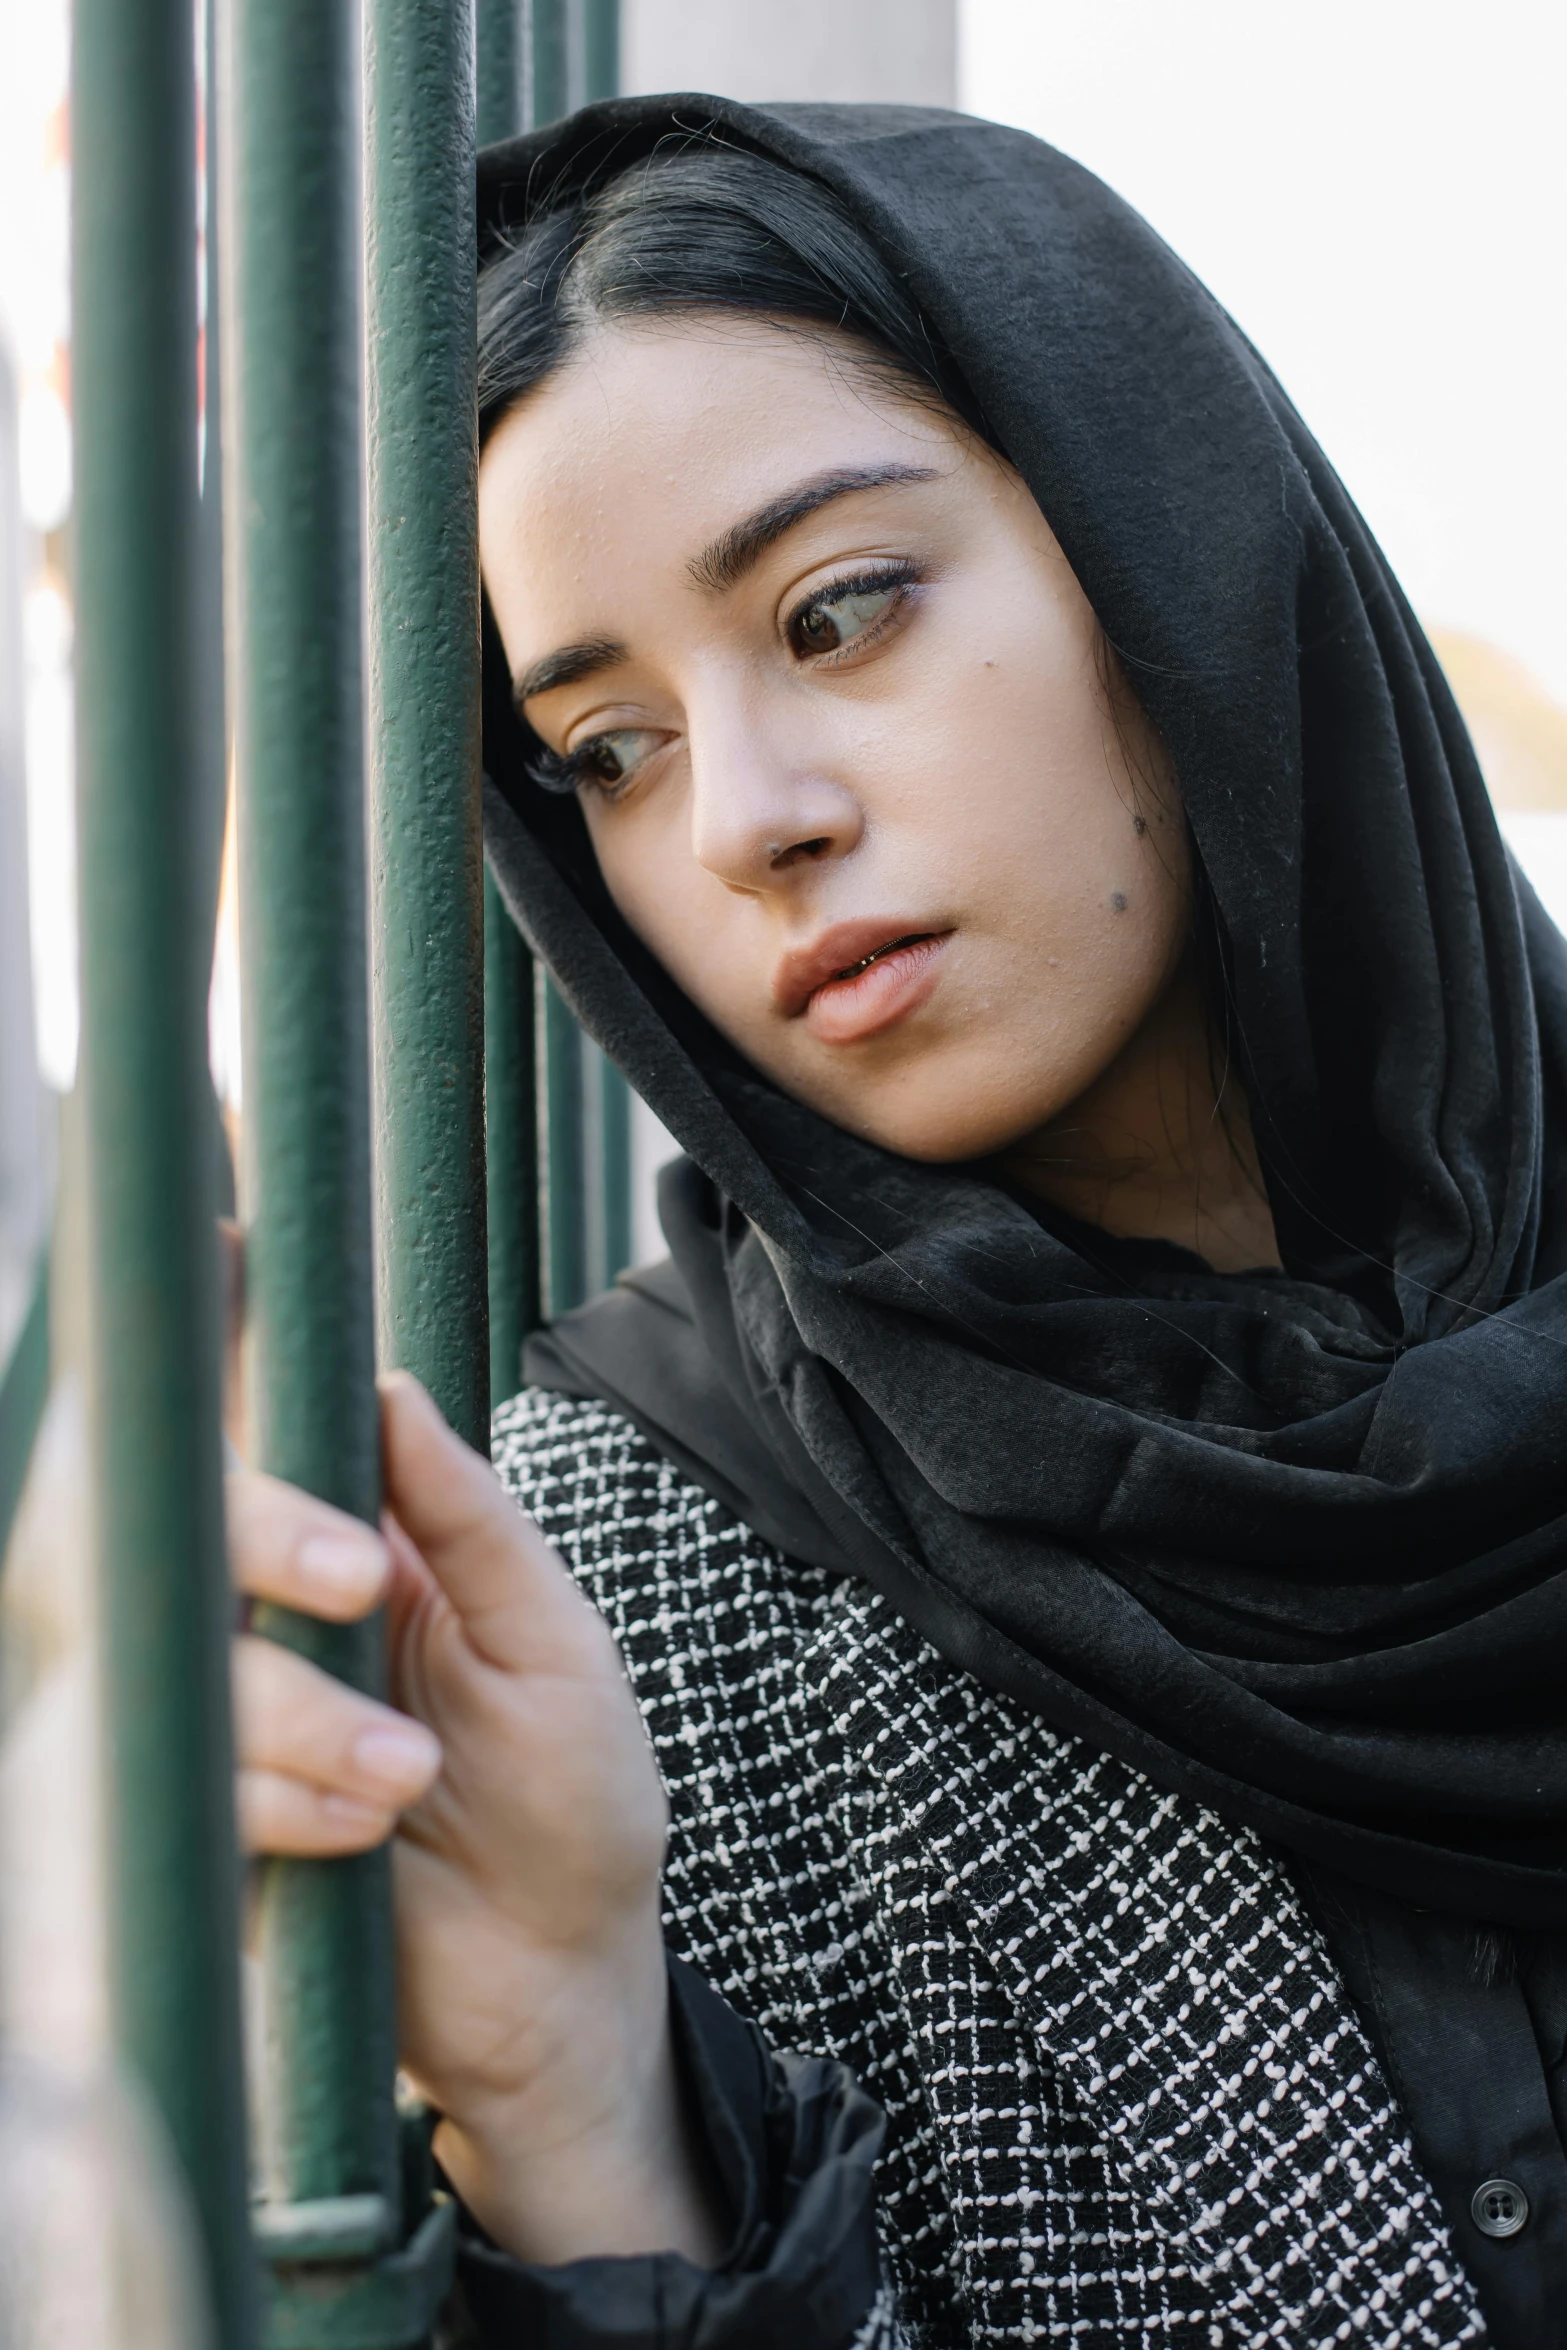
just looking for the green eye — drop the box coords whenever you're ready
[788,568,915,659]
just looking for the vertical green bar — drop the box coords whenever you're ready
[196,0,227,944]
[574,1032,631,1300]
[577,0,633,1289]
[71,0,256,2336]
[0,1256,49,1561]
[223,0,400,2229]
[599,1048,633,1286]
[485,873,539,1401]
[365,0,489,1454]
[582,0,618,102]
[475,0,521,147]
[532,0,569,124]
[478,0,541,1402]
[540,973,588,1315]
[199,0,235,1223]
[483,0,630,1335]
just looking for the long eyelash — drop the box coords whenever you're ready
[523,740,585,797]
[787,558,922,645]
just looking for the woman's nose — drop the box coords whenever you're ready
[686,709,864,894]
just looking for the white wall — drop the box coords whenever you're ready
[622,0,955,107]
[959,0,1567,707]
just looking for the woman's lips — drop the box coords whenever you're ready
[773,922,953,1046]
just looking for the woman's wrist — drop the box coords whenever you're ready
[432,1938,729,2270]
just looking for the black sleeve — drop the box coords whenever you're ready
[439,1953,892,2350]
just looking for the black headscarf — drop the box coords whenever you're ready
[479,96,1567,1929]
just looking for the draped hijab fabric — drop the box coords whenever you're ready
[477,96,1567,1926]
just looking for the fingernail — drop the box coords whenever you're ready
[352,1722,440,1795]
[298,1531,385,1597]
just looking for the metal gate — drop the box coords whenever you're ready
[6,1,626,2340]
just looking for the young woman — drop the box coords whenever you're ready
[229,97,1567,2347]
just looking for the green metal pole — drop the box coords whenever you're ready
[71,0,256,2336]
[571,1029,631,1302]
[576,0,634,1293]
[480,0,631,1337]
[531,0,569,124]
[196,0,228,944]
[475,0,522,147]
[221,0,409,2320]
[484,878,540,1400]
[540,972,589,1315]
[477,0,542,1401]
[582,0,618,103]
[365,0,489,1454]
[199,0,237,1223]
[0,1253,48,1561]
[598,1046,633,1287]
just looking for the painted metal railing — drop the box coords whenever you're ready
[15,0,633,2342]
[224,0,436,2335]
[72,4,255,2344]
[480,0,632,1378]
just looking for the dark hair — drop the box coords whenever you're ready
[477,138,996,450]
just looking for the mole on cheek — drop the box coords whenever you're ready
[1132,814,1148,837]
[1110,891,1128,914]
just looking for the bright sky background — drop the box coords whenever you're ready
[959,0,1567,701]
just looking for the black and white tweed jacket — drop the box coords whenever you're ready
[487,1385,1487,2348]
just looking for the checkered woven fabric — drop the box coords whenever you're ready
[492,1386,1487,2349]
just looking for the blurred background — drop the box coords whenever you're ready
[3,0,1565,1304]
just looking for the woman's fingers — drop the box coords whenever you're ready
[232,1633,441,1856]
[237,1769,398,1857]
[227,1465,430,1856]
[378,1372,605,1674]
[227,1467,390,1619]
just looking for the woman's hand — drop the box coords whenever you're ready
[229,1373,725,2268]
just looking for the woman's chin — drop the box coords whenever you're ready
[799,1078,1068,1168]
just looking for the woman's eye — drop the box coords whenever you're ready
[787,572,912,660]
[572,728,663,792]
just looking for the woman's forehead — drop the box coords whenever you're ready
[478,322,969,649]
[480,320,960,543]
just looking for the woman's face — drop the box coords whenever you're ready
[479,318,1190,1163]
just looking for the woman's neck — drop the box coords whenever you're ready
[993,962,1282,1275]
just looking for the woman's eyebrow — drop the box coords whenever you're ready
[514,634,626,709]
[689,464,938,595]
[512,465,936,708]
